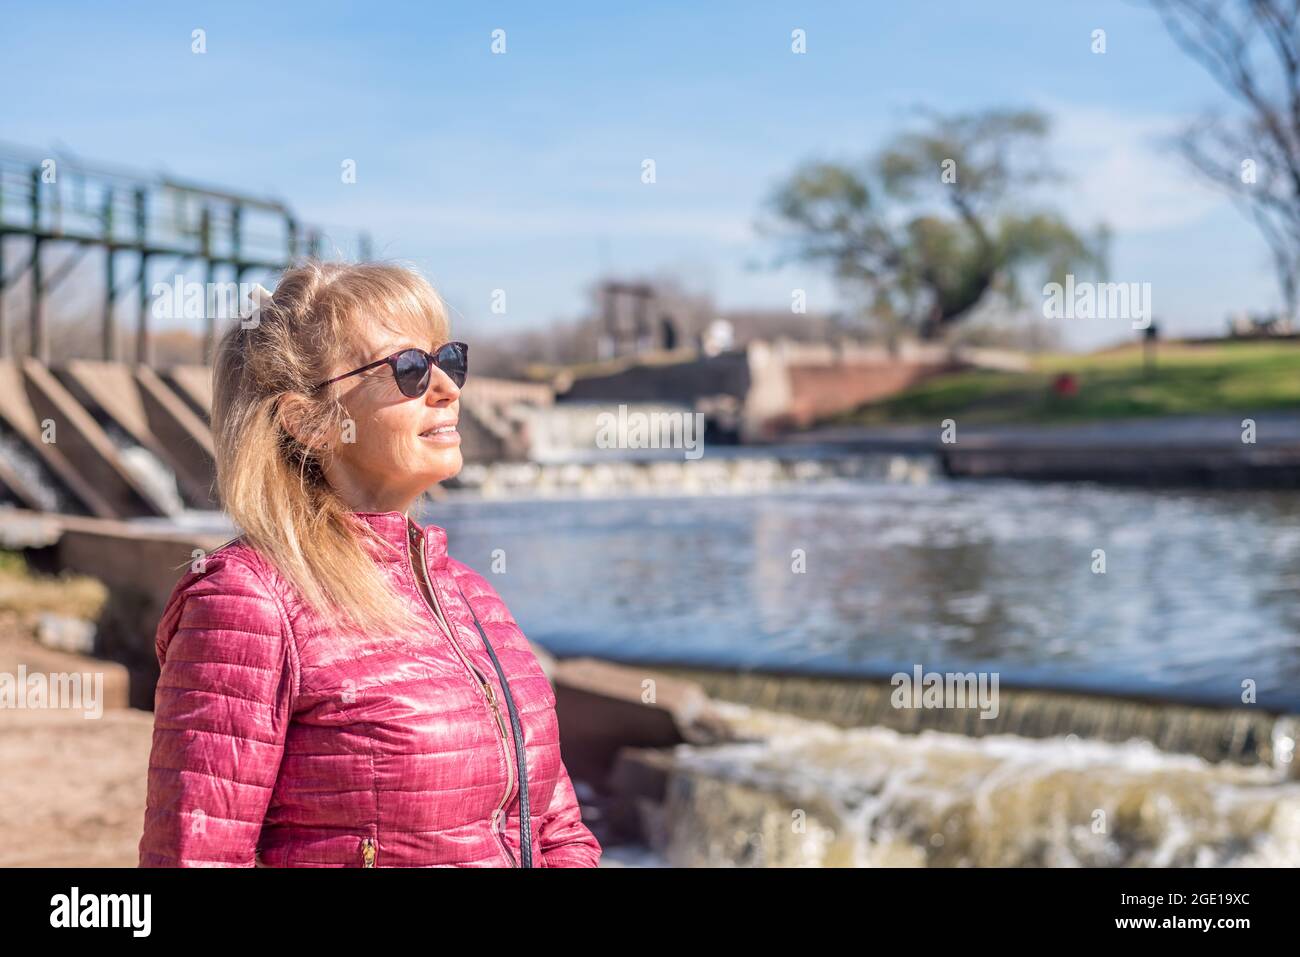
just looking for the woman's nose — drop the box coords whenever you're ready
[427,368,460,405]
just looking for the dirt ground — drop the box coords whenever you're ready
[0,594,153,868]
[0,707,155,867]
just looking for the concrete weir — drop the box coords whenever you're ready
[0,361,125,517]
[57,361,217,509]
[161,364,213,423]
[644,663,1297,774]
[0,360,185,519]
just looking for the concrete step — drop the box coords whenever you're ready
[0,634,131,714]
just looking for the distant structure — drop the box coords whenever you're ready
[699,317,734,356]
[596,280,690,359]
[1227,309,1295,338]
[593,279,853,363]
[561,337,1031,443]
[0,142,370,366]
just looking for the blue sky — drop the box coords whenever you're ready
[0,0,1282,350]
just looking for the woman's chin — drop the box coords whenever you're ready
[420,447,463,484]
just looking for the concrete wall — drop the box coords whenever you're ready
[51,513,231,708]
[562,349,752,405]
[782,360,956,427]
[556,339,1021,441]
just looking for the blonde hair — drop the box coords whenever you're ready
[211,259,451,633]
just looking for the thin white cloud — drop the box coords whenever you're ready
[1043,102,1226,233]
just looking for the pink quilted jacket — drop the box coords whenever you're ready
[137,510,601,868]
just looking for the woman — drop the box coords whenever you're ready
[137,260,601,867]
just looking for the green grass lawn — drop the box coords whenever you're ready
[832,340,1300,426]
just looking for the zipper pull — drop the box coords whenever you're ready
[491,807,519,867]
[361,837,376,867]
[483,680,508,738]
[471,662,508,738]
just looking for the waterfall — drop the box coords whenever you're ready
[450,451,935,498]
[647,665,1292,768]
[641,699,1300,867]
[0,425,78,513]
[102,425,185,517]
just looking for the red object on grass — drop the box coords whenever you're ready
[1052,372,1079,397]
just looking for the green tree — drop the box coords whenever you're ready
[761,108,1107,340]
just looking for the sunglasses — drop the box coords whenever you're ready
[313,341,469,398]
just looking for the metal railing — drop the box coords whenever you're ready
[0,142,371,365]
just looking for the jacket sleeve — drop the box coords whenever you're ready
[538,757,602,867]
[137,553,299,867]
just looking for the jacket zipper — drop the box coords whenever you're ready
[478,672,520,866]
[409,524,519,868]
[361,837,376,867]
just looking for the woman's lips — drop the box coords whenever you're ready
[419,423,460,446]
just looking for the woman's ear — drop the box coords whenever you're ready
[277,393,333,452]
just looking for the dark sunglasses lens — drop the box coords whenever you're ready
[435,342,468,387]
[392,349,431,398]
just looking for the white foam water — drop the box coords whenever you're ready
[648,701,1300,867]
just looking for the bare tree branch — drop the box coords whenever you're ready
[1151,0,1300,315]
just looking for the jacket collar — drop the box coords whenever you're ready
[350,509,449,571]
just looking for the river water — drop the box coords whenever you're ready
[424,453,1300,712]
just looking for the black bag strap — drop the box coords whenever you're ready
[456,582,533,868]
